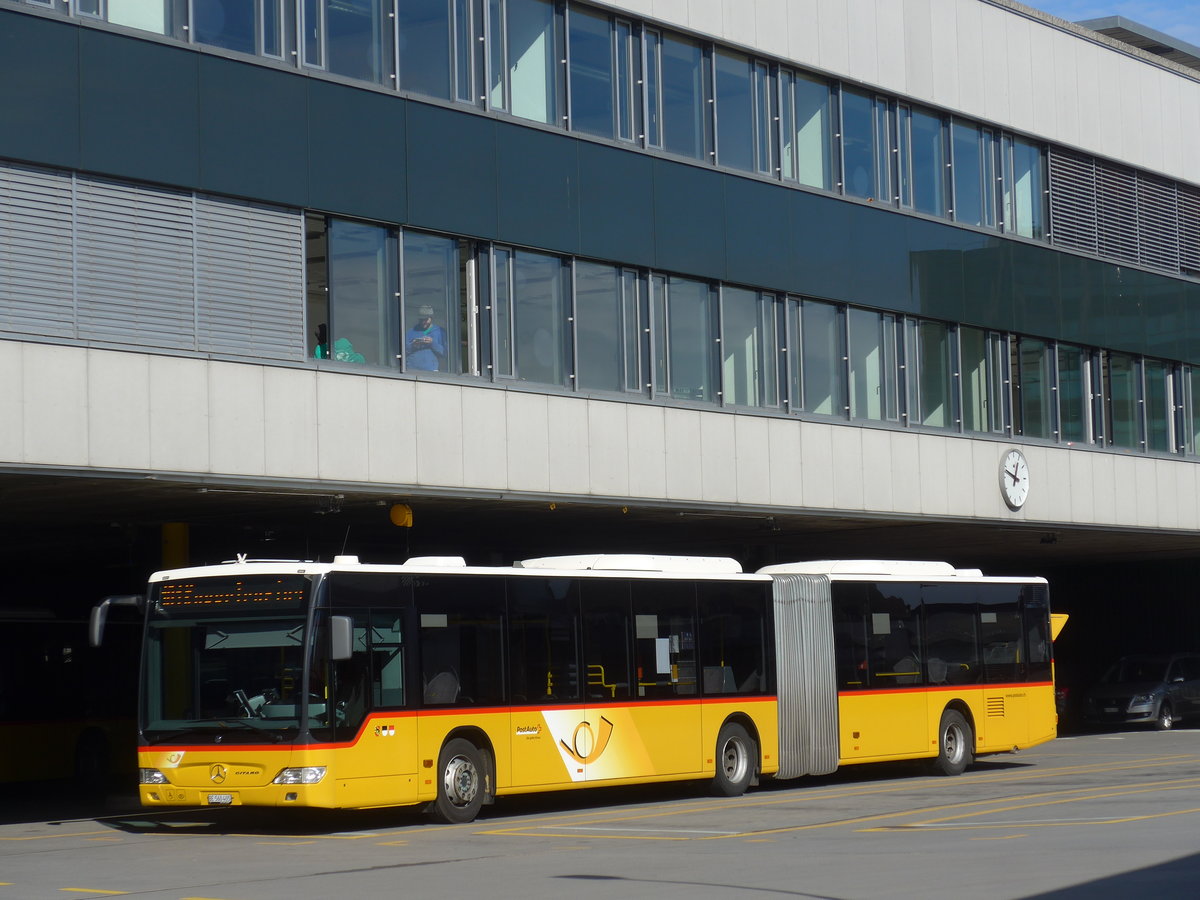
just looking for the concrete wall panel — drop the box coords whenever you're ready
[264,367,317,479]
[149,356,209,474]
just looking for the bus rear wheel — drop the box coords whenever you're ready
[931,709,974,776]
[430,739,487,824]
[712,722,755,796]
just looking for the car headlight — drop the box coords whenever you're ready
[140,768,169,784]
[1129,693,1155,707]
[273,767,327,785]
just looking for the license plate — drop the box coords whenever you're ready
[207,793,233,805]
[1103,707,1117,714]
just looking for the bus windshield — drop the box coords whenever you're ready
[141,574,317,744]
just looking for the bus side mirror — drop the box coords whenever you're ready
[89,594,144,647]
[330,615,353,661]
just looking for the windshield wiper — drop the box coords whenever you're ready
[214,718,285,743]
[145,719,286,744]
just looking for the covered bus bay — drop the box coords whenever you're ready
[3,468,1200,797]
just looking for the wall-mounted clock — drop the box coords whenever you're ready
[999,448,1029,511]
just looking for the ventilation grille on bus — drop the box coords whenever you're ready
[986,696,1006,718]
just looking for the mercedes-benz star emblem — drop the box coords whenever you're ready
[210,764,227,784]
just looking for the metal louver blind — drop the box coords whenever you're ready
[1180,184,1200,275]
[0,163,76,338]
[1095,163,1138,264]
[1136,174,1179,273]
[1047,150,1098,254]
[75,177,197,350]
[195,196,305,360]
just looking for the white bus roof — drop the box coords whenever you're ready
[515,554,744,574]
[759,560,982,578]
[149,553,753,582]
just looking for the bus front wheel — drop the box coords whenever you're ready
[430,739,487,824]
[931,709,974,776]
[712,722,755,796]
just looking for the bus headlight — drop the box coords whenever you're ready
[140,768,169,784]
[273,767,327,785]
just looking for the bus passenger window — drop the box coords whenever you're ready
[922,583,980,685]
[582,581,631,701]
[508,577,581,704]
[633,582,696,698]
[868,585,923,686]
[978,584,1024,683]
[698,583,772,695]
[415,576,505,706]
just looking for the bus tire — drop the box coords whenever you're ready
[712,722,755,797]
[430,739,487,824]
[931,709,973,776]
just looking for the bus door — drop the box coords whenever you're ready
[324,611,417,808]
[834,582,926,759]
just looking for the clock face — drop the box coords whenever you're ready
[999,449,1030,510]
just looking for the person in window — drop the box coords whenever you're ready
[405,305,447,372]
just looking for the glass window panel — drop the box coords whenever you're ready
[488,0,506,109]
[193,0,256,54]
[900,106,946,216]
[1010,137,1046,239]
[714,50,754,172]
[327,0,390,84]
[327,219,398,367]
[1106,352,1140,449]
[263,0,283,56]
[660,33,708,160]
[1145,360,1172,453]
[506,0,558,124]
[1189,368,1200,455]
[512,250,567,385]
[306,214,330,360]
[403,232,472,375]
[1016,338,1052,438]
[621,270,642,391]
[1058,344,1089,444]
[574,260,623,392]
[981,129,998,228]
[801,300,844,416]
[107,0,167,34]
[615,21,635,141]
[651,274,667,392]
[644,29,662,147]
[454,0,479,102]
[494,247,514,377]
[841,89,883,200]
[302,0,323,66]
[754,63,772,174]
[848,308,897,421]
[666,276,717,403]
[951,120,983,226]
[400,0,453,99]
[960,326,990,433]
[789,72,832,189]
[568,6,614,138]
[786,298,801,410]
[908,319,953,428]
[78,0,102,16]
[721,288,778,408]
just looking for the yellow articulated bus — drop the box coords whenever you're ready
[89,554,1060,823]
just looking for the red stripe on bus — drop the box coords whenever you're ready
[838,681,1054,698]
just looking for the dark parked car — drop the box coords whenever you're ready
[1083,653,1200,731]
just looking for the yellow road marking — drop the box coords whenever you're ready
[61,890,129,895]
